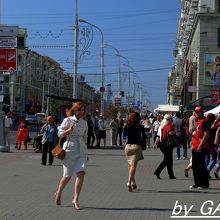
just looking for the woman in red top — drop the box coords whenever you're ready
[153,114,176,180]
[190,107,212,189]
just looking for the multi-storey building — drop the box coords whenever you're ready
[169,0,220,111]
[0,25,99,117]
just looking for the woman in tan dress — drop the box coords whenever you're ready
[123,112,146,192]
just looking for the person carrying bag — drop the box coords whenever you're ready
[54,102,88,210]
[153,114,176,180]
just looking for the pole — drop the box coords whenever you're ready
[41,60,45,113]
[41,82,45,113]
[0,0,1,24]
[119,55,130,111]
[46,67,51,116]
[0,71,6,152]
[73,0,79,99]
[118,55,121,94]
[128,68,130,111]
[101,41,104,115]
[23,51,30,112]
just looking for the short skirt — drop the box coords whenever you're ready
[125,144,142,165]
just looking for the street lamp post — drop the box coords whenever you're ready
[103,43,121,95]
[79,18,105,115]
[133,73,143,113]
[46,74,50,116]
[123,63,136,112]
[73,0,79,99]
[41,80,45,113]
[46,66,54,116]
[117,55,130,110]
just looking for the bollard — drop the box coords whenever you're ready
[0,110,7,152]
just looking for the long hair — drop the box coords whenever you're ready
[126,112,140,128]
[67,101,85,117]
[205,113,215,126]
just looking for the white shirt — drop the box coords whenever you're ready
[98,119,107,131]
[153,120,160,132]
[58,115,88,159]
[5,116,13,128]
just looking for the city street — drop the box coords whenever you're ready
[1,1,220,219]
[0,130,219,220]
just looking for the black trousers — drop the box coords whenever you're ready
[87,132,95,148]
[42,141,54,165]
[154,141,174,177]
[118,131,123,146]
[192,149,209,187]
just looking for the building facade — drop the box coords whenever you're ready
[169,0,220,110]
[0,25,99,117]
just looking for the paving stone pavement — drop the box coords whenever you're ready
[0,130,220,220]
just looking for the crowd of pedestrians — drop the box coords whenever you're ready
[152,106,220,190]
[4,103,220,210]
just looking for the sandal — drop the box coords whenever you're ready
[127,183,132,192]
[132,183,137,190]
[72,201,81,210]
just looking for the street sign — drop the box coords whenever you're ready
[0,49,17,71]
[99,86,105,93]
[0,37,17,48]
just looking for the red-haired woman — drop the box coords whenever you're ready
[55,101,88,210]
[123,112,146,192]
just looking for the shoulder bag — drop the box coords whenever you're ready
[52,138,66,160]
[52,118,74,160]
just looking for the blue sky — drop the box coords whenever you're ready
[2,0,180,109]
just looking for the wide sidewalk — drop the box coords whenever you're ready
[0,130,219,220]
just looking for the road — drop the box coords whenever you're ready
[0,130,219,220]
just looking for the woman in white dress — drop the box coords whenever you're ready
[54,101,88,210]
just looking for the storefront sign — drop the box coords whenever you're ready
[0,49,17,71]
[0,37,17,48]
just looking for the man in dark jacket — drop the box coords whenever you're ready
[173,112,188,159]
[40,116,58,165]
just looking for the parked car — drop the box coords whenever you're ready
[35,113,47,125]
[25,115,40,126]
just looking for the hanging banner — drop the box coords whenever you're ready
[205,54,220,86]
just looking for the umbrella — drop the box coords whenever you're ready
[204,105,220,116]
